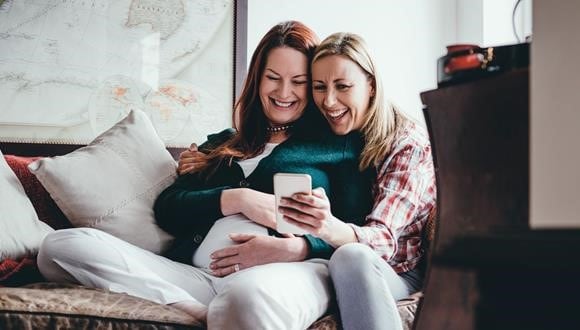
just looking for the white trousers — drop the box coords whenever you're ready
[37,228,331,330]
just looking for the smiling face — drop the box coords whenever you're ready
[259,46,309,127]
[312,54,374,135]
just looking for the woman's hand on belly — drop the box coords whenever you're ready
[208,234,308,277]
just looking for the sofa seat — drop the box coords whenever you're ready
[0,282,422,329]
[0,282,201,329]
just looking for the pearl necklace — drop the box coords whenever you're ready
[266,124,293,133]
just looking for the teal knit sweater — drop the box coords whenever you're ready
[154,128,374,263]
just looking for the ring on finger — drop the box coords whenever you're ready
[233,263,240,272]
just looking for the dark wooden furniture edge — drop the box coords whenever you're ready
[433,230,580,270]
[0,142,186,160]
[234,0,248,102]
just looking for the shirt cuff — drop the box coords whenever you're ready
[347,223,367,244]
[303,234,335,259]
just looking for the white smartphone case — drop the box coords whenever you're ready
[273,173,312,235]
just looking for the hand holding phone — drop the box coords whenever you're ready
[273,173,311,235]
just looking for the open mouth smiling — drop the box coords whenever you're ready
[270,97,297,108]
[326,109,348,121]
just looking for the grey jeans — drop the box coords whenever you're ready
[328,243,423,330]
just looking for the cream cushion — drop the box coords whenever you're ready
[28,110,176,254]
[0,149,54,260]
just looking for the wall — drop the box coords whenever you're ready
[530,0,580,228]
[457,0,532,46]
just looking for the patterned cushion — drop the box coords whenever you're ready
[1,155,61,286]
[4,155,71,230]
[0,283,201,329]
[0,257,43,287]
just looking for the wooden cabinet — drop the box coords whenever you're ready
[415,68,580,329]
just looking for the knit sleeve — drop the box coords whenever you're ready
[303,234,334,259]
[154,174,231,238]
[154,129,236,238]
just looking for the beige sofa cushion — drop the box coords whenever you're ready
[28,110,176,255]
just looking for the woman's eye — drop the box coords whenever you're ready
[337,84,351,91]
[313,85,326,91]
[293,80,307,85]
[266,75,280,81]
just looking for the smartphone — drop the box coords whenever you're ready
[273,173,312,235]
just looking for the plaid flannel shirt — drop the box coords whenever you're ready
[349,121,436,273]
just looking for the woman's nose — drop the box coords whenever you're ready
[323,90,336,108]
[279,81,291,98]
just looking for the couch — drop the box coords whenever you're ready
[0,111,425,329]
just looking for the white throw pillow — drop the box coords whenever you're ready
[28,110,176,254]
[0,149,54,260]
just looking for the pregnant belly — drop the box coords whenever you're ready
[192,214,269,269]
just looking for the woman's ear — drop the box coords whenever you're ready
[368,78,376,97]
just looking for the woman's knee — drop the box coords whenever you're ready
[37,228,102,280]
[329,243,376,275]
[208,280,284,329]
[208,281,258,327]
[40,228,99,256]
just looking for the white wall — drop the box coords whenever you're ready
[530,0,580,228]
[247,0,456,124]
[457,0,484,45]
[457,0,532,46]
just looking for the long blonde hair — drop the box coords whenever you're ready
[312,32,408,170]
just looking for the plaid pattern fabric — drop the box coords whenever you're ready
[349,121,436,273]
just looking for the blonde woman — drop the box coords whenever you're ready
[278,32,436,330]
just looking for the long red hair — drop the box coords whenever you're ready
[193,21,321,176]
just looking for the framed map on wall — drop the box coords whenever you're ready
[0,0,246,148]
